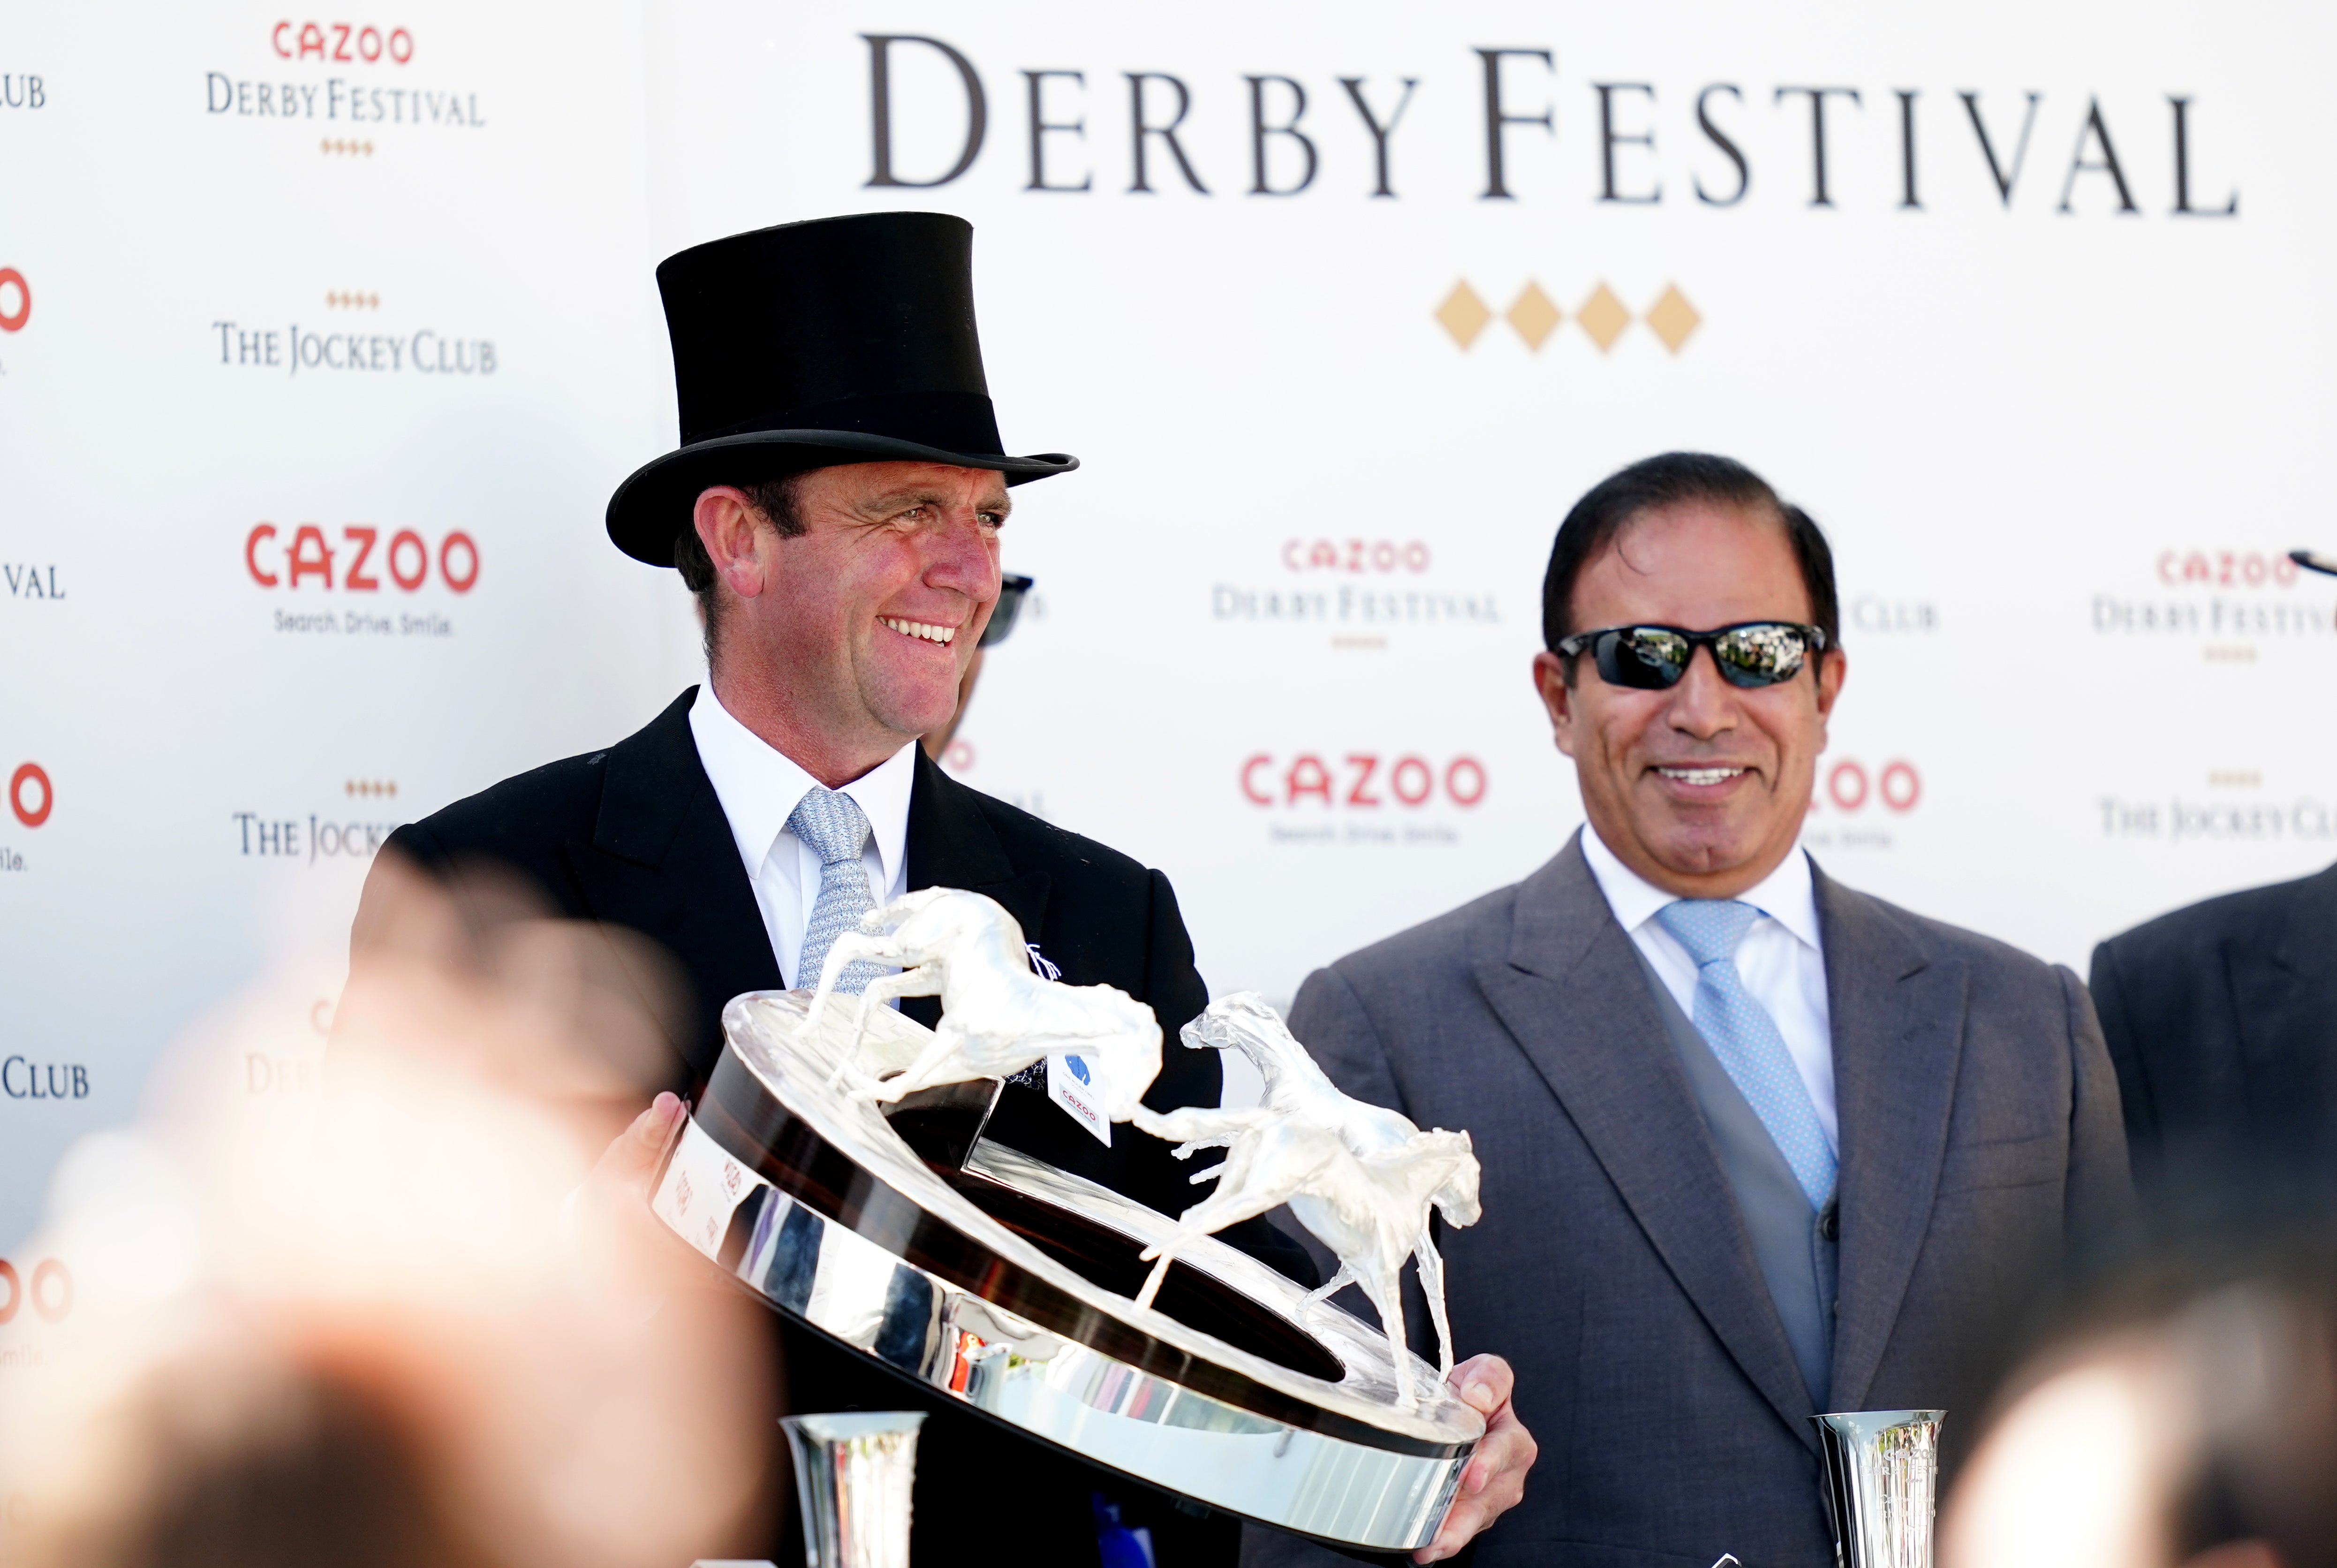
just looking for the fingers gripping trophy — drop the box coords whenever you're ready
[653,886,1495,1555]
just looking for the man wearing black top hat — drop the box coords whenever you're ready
[350,212,1534,1567]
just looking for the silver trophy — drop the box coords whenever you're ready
[779,1411,927,1568]
[1812,1409,1944,1568]
[649,890,1488,1553]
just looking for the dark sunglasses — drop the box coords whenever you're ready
[979,574,1035,648]
[1556,621,1829,690]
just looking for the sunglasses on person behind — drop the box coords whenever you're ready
[1555,621,1830,690]
[979,574,1035,648]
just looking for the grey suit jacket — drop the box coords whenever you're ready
[1245,837,2131,1568]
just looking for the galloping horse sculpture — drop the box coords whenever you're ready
[1177,993,1477,1376]
[803,887,1163,1122]
[1131,1101,1480,1410]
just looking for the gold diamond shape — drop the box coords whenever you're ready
[1505,282,1561,351]
[1434,280,1492,349]
[1645,284,1701,354]
[1576,283,1630,352]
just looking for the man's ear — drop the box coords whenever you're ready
[692,487,769,599]
[1815,647,1847,719]
[1532,651,1580,759]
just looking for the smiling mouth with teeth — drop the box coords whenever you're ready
[1656,766,1746,787]
[879,616,957,645]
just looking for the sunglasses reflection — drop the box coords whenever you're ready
[1564,621,1828,690]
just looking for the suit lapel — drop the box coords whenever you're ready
[1474,838,1818,1446]
[560,688,782,1087]
[1819,870,1965,1413]
[899,750,1050,1027]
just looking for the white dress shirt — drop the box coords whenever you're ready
[1579,826,1838,1150]
[688,684,915,986]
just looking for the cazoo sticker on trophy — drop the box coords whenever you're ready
[648,886,1487,1552]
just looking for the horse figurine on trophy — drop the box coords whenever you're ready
[1129,1098,1479,1411]
[1157,993,1479,1381]
[803,887,1164,1122]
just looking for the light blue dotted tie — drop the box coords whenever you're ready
[1655,900,1838,1210]
[786,787,882,994]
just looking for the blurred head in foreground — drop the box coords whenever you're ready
[0,860,773,1568]
[1943,1223,2337,1568]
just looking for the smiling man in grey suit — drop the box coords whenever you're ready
[1246,454,2131,1568]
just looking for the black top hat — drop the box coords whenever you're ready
[605,212,1077,566]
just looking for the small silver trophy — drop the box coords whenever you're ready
[779,1411,927,1568]
[1812,1409,1944,1568]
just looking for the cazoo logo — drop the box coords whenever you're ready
[1241,751,1487,809]
[1282,538,1432,574]
[0,1258,72,1326]
[2156,550,2302,589]
[9,763,50,828]
[245,523,476,591]
[270,20,415,63]
[1805,757,1922,814]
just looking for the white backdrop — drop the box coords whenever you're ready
[4,0,2334,1400]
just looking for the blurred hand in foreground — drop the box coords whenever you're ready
[1941,1221,2337,1568]
[0,859,774,1568]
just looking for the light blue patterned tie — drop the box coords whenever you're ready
[1655,899,1838,1210]
[786,786,882,994]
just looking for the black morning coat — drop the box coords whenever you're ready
[351,688,1321,1568]
[2090,858,2337,1204]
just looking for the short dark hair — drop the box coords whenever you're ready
[1540,452,1840,670]
[673,473,810,665]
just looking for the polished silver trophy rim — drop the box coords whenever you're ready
[650,990,1480,1552]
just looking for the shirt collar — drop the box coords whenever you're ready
[1579,822,1823,954]
[688,684,916,889]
